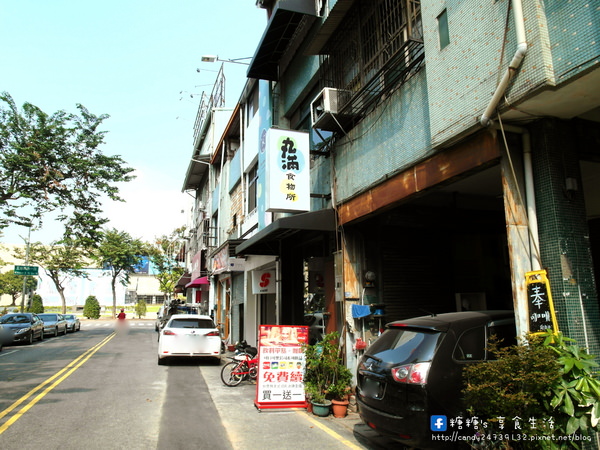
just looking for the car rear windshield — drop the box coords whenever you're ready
[169,318,215,329]
[0,315,30,324]
[38,314,56,320]
[365,327,443,365]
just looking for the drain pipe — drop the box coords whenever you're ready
[480,0,528,127]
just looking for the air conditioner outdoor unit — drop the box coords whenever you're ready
[310,88,354,132]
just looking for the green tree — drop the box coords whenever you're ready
[149,227,186,300]
[0,269,37,306]
[0,92,135,244]
[29,294,44,313]
[135,299,147,319]
[14,240,89,314]
[83,295,100,319]
[95,229,149,318]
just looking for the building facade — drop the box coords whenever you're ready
[181,0,600,372]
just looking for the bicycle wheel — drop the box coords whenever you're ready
[249,363,258,380]
[221,361,244,386]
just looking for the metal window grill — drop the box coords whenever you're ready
[319,0,424,125]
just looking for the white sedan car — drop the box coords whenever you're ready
[157,314,222,365]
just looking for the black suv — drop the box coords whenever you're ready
[356,310,516,449]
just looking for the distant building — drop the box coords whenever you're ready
[0,244,163,308]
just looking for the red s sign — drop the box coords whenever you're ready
[259,272,271,288]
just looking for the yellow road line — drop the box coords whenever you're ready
[299,411,363,449]
[0,332,116,434]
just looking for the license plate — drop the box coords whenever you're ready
[362,377,385,399]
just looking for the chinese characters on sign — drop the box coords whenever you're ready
[265,128,310,213]
[525,270,558,333]
[254,325,309,410]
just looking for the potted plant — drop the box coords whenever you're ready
[303,331,353,417]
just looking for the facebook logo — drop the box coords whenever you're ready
[430,415,447,432]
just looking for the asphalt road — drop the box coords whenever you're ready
[0,320,232,450]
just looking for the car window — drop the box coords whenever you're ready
[487,322,517,348]
[169,318,215,329]
[454,326,486,361]
[64,315,74,319]
[365,328,442,364]
[1,315,30,324]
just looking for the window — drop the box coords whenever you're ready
[438,9,450,49]
[248,87,259,120]
[247,163,258,213]
[170,318,215,329]
[319,0,424,122]
[454,326,486,361]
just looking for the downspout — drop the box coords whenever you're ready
[480,0,527,127]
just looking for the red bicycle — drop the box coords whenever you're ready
[220,348,258,386]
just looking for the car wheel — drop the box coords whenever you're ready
[38,331,44,341]
[54,327,58,337]
[27,332,34,345]
[62,326,67,336]
[158,356,166,366]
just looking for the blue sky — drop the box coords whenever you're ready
[0,0,266,245]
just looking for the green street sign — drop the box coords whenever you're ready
[14,265,39,276]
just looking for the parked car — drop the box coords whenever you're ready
[356,310,516,449]
[38,313,68,337]
[63,314,81,332]
[156,301,200,332]
[0,313,45,345]
[157,314,221,365]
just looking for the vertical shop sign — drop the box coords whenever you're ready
[255,325,309,410]
[525,269,559,333]
[265,128,310,213]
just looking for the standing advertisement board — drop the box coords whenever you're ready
[525,269,559,333]
[254,325,309,411]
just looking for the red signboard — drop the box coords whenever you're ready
[254,325,309,411]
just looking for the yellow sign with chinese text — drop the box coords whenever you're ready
[525,269,559,334]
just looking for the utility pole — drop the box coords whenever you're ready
[19,226,31,313]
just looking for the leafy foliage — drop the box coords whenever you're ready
[135,299,147,319]
[303,331,353,403]
[463,331,600,449]
[149,227,186,299]
[14,240,89,314]
[83,295,100,319]
[94,229,149,317]
[0,269,38,306]
[0,92,135,243]
[543,331,600,442]
[29,294,44,314]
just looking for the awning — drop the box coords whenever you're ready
[176,273,191,287]
[305,0,357,55]
[186,276,210,288]
[236,208,337,256]
[247,0,318,81]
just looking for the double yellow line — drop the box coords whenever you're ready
[0,332,116,434]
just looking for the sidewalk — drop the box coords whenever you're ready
[199,354,397,450]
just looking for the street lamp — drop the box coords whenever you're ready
[201,55,252,65]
